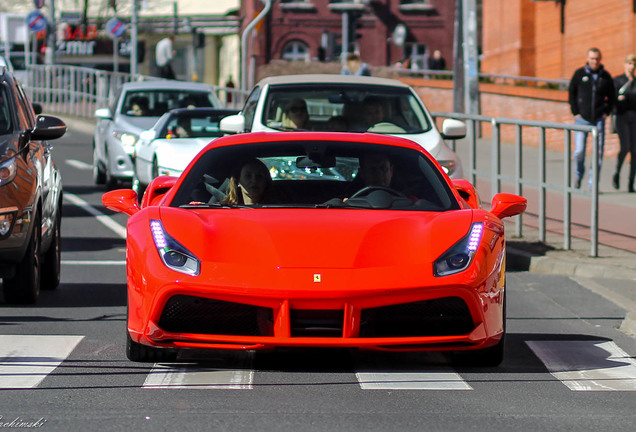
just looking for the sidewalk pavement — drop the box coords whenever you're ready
[58,114,636,337]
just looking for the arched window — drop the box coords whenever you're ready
[282,40,310,62]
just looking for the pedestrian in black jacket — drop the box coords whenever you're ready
[612,54,636,193]
[568,47,615,189]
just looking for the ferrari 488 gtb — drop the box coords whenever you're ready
[103,132,526,366]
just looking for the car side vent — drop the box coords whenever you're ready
[359,297,474,338]
[159,295,274,336]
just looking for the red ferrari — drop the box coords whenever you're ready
[103,132,526,366]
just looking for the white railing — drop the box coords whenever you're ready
[24,64,248,117]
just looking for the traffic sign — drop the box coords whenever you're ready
[106,18,127,39]
[25,11,47,33]
[34,0,45,9]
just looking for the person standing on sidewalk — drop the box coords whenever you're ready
[568,47,615,189]
[155,35,176,80]
[612,54,636,193]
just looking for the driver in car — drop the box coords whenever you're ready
[358,152,394,187]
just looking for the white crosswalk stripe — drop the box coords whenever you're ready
[143,351,255,389]
[0,335,84,389]
[356,371,472,390]
[527,340,636,391]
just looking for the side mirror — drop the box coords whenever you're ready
[440,119,467,140]
[452,179,480,209]
[139,130,156,141]
[95,107,113,120]
[31,115,67,140]
[219,114,246,134]
[102,189,140,216]
[490,193,527,219]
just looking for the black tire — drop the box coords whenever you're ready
[126,331,178,362]
[92,142,106,185]
[3,212,41,304]
[41,205,61,291]
[152,157,159,179]
[104,148,118,191]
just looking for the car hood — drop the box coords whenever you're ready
[157,207,475,270]
[156,138,213,172]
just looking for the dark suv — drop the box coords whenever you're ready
[0,67,67,304]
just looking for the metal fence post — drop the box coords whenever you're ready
[491,118,500,197]
[538,127,546,243]
[563,131,572,250]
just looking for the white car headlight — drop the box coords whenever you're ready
[0,157,17,186]
[112,130,139,148]
[434,223,483,276]
[150,220,200,276]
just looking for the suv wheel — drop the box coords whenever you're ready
[3,212,41,304]
[41,204,61,291]
[93,143,106,185]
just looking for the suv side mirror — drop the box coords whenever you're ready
[31,115,67,140]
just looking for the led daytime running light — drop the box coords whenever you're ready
[150,220,167,248]
[467,223,483,251]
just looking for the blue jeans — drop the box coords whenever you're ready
[574,116,605,186]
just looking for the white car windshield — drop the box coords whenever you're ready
[262,84,433,134]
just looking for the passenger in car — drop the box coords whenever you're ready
[174,116,194,137]
[129,96,149,116]
[326,115,349,132]
[220,159,277,205]
[281,98,310,130]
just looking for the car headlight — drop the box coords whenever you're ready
[0,208,17,238]
[434,223,483,276]
[150,220,200,276]
[437,160,456,176]
[0,157,17,186]
[112,130,139,148]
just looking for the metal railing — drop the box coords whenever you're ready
[394,68,570,91]
[24,64,248,117]
[433,111,600,256]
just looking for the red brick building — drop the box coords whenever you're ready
[482,0,636,80]
[241,0,456,73]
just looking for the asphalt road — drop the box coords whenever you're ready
[0,120,635,431]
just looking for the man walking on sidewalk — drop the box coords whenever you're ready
[568,47,615,189]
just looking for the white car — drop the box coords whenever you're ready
[220,74,466,178]
[133,107,238,197]
[93,80,222,189]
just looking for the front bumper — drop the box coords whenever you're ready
[129,283,503,353]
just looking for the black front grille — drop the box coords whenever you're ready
[359,297,474,338]
[158,295,274,336]
[290,309,344,337]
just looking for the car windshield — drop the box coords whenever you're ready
[262,84,433,134]
[171,140,459,211]
[121,90,216,117]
